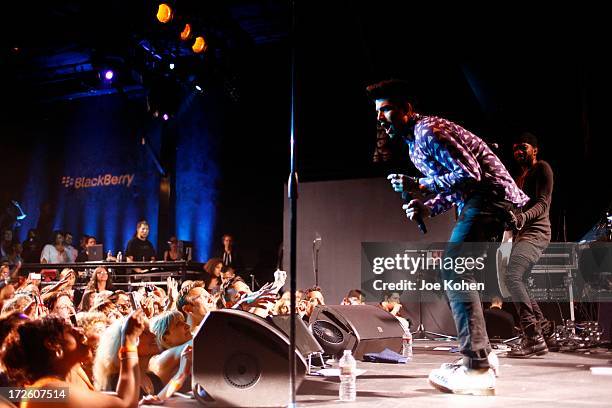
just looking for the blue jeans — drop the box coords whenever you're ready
[443,194,510,369]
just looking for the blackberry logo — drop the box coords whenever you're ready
[61,176,74,188]
[60,174,135,189]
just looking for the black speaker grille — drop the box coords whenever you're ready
[312,320,344,344]
[224,353,261,389]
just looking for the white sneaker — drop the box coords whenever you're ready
[440,351,500,377]
[429,365,496,396]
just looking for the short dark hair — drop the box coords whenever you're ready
[346,289,364,300]
[383,290,402,300]
[306,286,323,295]
[366,79,415,105]
[136,220,149,230]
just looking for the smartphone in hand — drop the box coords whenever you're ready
[129,291,140,310]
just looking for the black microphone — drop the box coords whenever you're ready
[401,191,427,234]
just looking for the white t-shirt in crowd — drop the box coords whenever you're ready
[40,244,71,264]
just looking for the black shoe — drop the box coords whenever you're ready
[540,320,560,352]
[506,335,548,358]
[544,334,560,352]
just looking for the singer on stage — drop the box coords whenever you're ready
[367,79,528,396]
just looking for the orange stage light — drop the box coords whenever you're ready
[156,3,173,24]
[180,24,192,41]
[192,36,208,54]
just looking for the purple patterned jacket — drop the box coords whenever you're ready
[406,114,529,216]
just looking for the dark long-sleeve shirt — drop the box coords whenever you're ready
[516,160,553,243]
[406,114,529,216]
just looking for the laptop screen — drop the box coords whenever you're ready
[87,244,104,261]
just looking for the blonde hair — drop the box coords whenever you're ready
[1,293,34,315]
[92,318,123,391]
[149,310,184,350]
[273,296,291,315]
[180,280,194,290]
[76,311,109,333]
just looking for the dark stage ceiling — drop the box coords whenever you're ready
[2,2,610,241]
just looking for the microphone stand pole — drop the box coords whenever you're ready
[312,240,319,287]
[315,247,319,287]
[287,1,298,406]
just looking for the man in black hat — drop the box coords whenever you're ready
[505,132,555,358]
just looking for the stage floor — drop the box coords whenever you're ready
[152,340,612,408]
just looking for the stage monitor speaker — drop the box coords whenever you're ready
[268,314,323,358]
[309,304,404,359]
[598,302,612,342]
[192,309,307,407]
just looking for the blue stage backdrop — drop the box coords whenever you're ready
[174,93,220,262]
[17,92,219,261]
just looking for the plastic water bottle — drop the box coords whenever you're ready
[116,252,123,262]
[401,326,413,360]
[106,250,112,261]
[338,350,356,401]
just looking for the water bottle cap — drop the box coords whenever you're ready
[343,350,352,355]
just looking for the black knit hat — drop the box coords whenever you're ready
[514,132,538,148]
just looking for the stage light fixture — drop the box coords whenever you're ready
[162,113,170,121]
[180,23,192,41]
[156,3,173,24]
[104,70,114,80]
[192,36,208,54]
[195,84,202,92]
[169,63,175,70]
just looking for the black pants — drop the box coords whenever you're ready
[443,194,511,369]
[504,239,547,336]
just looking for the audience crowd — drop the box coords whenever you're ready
[0,225,413,407]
